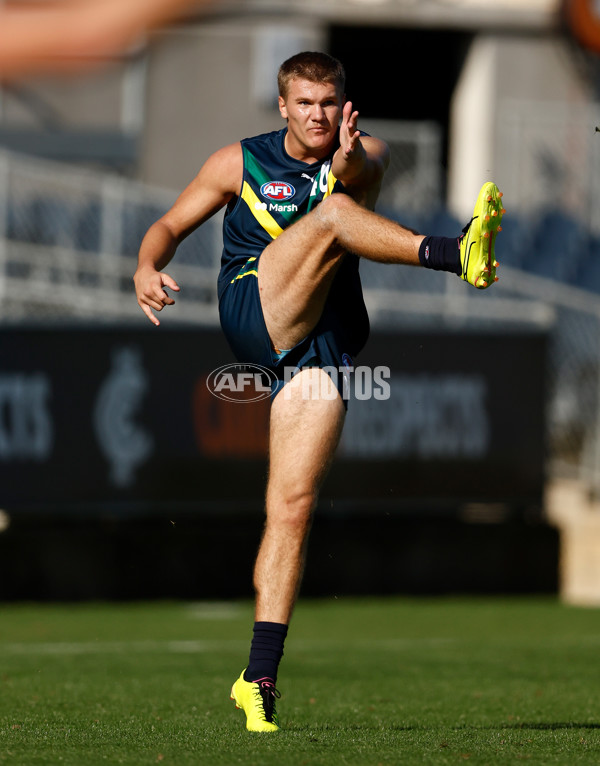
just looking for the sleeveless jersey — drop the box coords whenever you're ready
[218,127,348,297]
[217,126,370,367]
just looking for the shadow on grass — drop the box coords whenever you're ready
[283,721,600,734]
[501,722,600,731]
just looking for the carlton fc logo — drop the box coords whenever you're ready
[260,181,295,201]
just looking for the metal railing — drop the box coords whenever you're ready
[0,149,221,325]
[2,144,600,495]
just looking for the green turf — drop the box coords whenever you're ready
[1,598,599,765]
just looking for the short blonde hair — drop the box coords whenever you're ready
[277,51,346,100]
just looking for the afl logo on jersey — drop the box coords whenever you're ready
[260,181,296,201]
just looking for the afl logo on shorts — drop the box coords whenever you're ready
[260,181,295,201]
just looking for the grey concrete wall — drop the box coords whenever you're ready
[448,32,595,219]
[139,19,325,190]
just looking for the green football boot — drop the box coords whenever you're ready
[459,181,505,289]
[230,670,281,732]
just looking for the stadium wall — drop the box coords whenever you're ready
[0,325,558,599]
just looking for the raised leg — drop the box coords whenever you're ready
[258,193,424,350]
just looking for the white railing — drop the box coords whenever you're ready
[3,147,600,494]
[0,148,221,324]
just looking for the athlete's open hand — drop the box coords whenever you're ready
[339,101,361,159]
[133,267,180,326]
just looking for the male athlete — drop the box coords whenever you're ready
[134,51,504,732]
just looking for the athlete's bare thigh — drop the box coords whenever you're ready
[257,198,347,351]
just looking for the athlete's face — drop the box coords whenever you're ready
[278,78,344,161]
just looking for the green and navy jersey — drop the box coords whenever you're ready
[217,126,371,370]
[217,127,348,297]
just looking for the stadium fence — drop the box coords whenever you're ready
[1,146,600,497]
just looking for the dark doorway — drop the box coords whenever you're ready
[329,25,473,167]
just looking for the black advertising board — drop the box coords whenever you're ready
[334,330,546,510]
[0,326,546,515]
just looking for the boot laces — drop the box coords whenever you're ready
[254,679,281,723]
[460,215,477,240]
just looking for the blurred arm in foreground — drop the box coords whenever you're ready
[0,0,212,80]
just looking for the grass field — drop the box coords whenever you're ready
[1,597,599,765]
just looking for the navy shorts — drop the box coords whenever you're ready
[218,257,370,403]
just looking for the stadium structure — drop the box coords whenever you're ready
[1,0,600,604]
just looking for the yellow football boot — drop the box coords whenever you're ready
[230,670,281,732]
[459,181,505,289]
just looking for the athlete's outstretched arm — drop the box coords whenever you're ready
[331,100,390,199]
[134,142,242,325]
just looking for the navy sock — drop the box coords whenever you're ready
[244,621,288,683]
[418,235,461,275]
